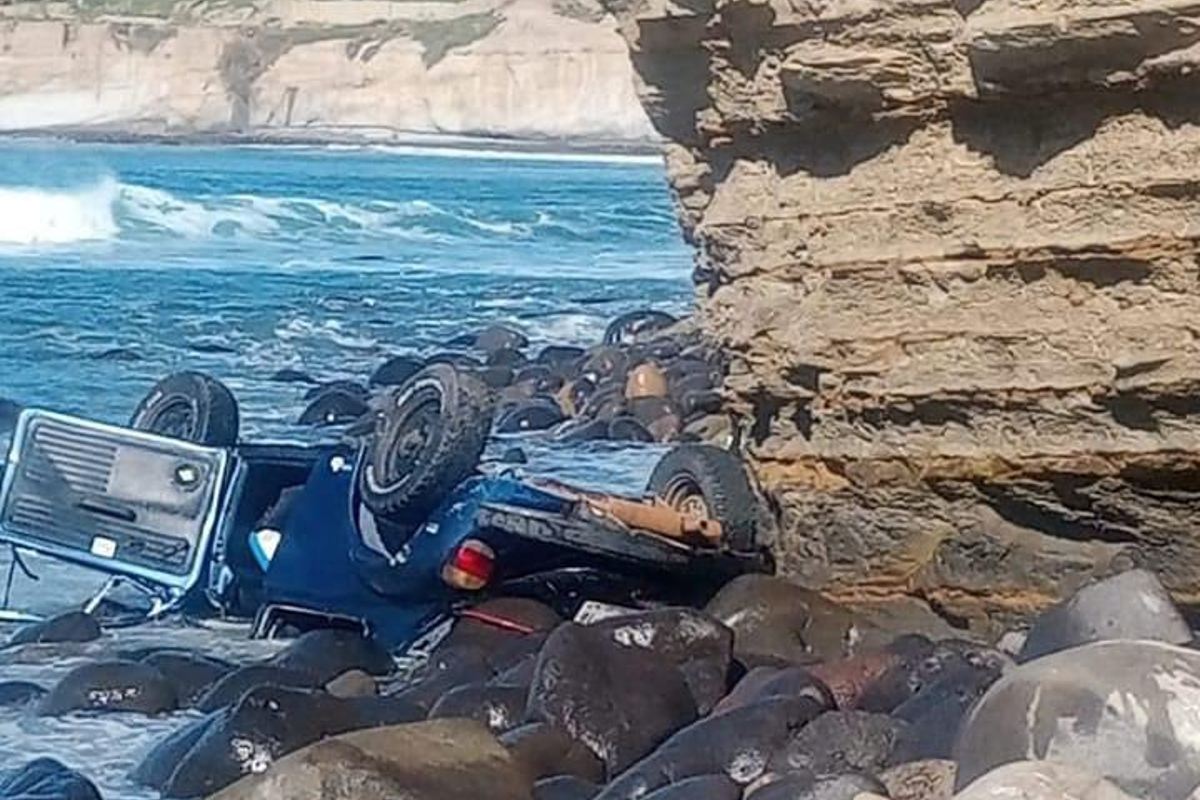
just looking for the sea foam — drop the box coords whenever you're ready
[0,177,120,245]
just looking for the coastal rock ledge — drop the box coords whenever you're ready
[603,0,1200,634]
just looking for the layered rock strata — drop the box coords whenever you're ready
[605,0,1200,633]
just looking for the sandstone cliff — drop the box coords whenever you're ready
[0,0,655,143]
[605,0,1200,634]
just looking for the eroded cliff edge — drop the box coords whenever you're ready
[0,0,655,144]
[604,0,1200,634]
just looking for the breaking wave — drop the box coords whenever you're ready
[0,178,120,245]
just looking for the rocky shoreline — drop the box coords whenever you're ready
[0,567,1196,800]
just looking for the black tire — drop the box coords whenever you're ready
[129,372,239,447]
[359,364,494,520]
[647,444,758,551]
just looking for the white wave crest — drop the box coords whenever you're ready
[0,178,120,245]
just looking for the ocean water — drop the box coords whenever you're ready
[0,140,694,795]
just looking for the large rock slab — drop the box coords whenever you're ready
[1018,569,1192,661]
[526,623,697,778]
[955,640,1200,799]
[0,759,101,800]
[208,719,532,800]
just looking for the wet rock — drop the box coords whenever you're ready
[500,447,529,465]
[880,760,955,800]
[534,775,601,800]
[748,773,888,800]
[141,651,234,707]
[7,611,101,647]
[269,628,395,683]
[604,311,676,345]
[680,390,722,417]
[370,354,423,388]
[714,666,833,715]
[489,348,529,368]
[325,669,377,699]
[856,638,1007,714]
[768,711,907,778]
[1018,569,1191,662]
[479,366,517,389]
[426,352,484,369]
[302,380,368,401]
[344,693,426,727]
[188,341,237,354]
[133,714,211,791]
[270,368,316,384]
[891,660,1004,761]
[954,640,1200,799]
[430,683,528,733]
[38,660,177,716]
[0,758,101,800]
[593,608,734,714]
[538,346,587,370]
[704,575,863,666]
[0,681,45,707]
[526,623,697,777]
[955,762,1137,800]
[643,775,741,800]
[391,646,495,712]
[476,325,530,354]
[579,347,629,382]
[156,685,370,798]
[193,665,314,712]
[595,696,829,800]
[297,388,369,426]
[207,719,533,800]
[497,401,567,433]
[557,419,611,443]
[501,722,608,784]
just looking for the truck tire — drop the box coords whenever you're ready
[359,364,494,520]
[647,444,758,552]
[129,372,239,447]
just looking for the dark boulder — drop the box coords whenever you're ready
[747,772,888,800]
[526,623,697,777]
[767,711,908,778]
[714,666,833,715]
[38,661,177,716]
[642,775,741,800]
[429,683,528,733]
[501,722,607,784]
[268,628,395,683]
[141,651,234,707]
[704,575,865,666]
[302,380,368,401]
[891,659,1005,761]
[193,665,315,712]
[593,608,734,714]
[476,325,530,354]
[595,696,829,800]
[297,389,369,426]
[270,368,316,384]
[497,402,567,434]
[1018,569,1192,662]
[7,612,101,647]
[154,686,369,798]
[0,759,101,800]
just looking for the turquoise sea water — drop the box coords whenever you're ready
[0,140,694,793]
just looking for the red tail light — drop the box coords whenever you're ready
[442,539,495,591]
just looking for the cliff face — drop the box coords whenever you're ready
[606,0,1200,634]
[0,0,655,143]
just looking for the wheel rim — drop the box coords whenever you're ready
[662,475,711,522]
[146,396,197,441]
[383,388,441,483]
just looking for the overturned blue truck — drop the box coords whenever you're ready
[0,366,765,650]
